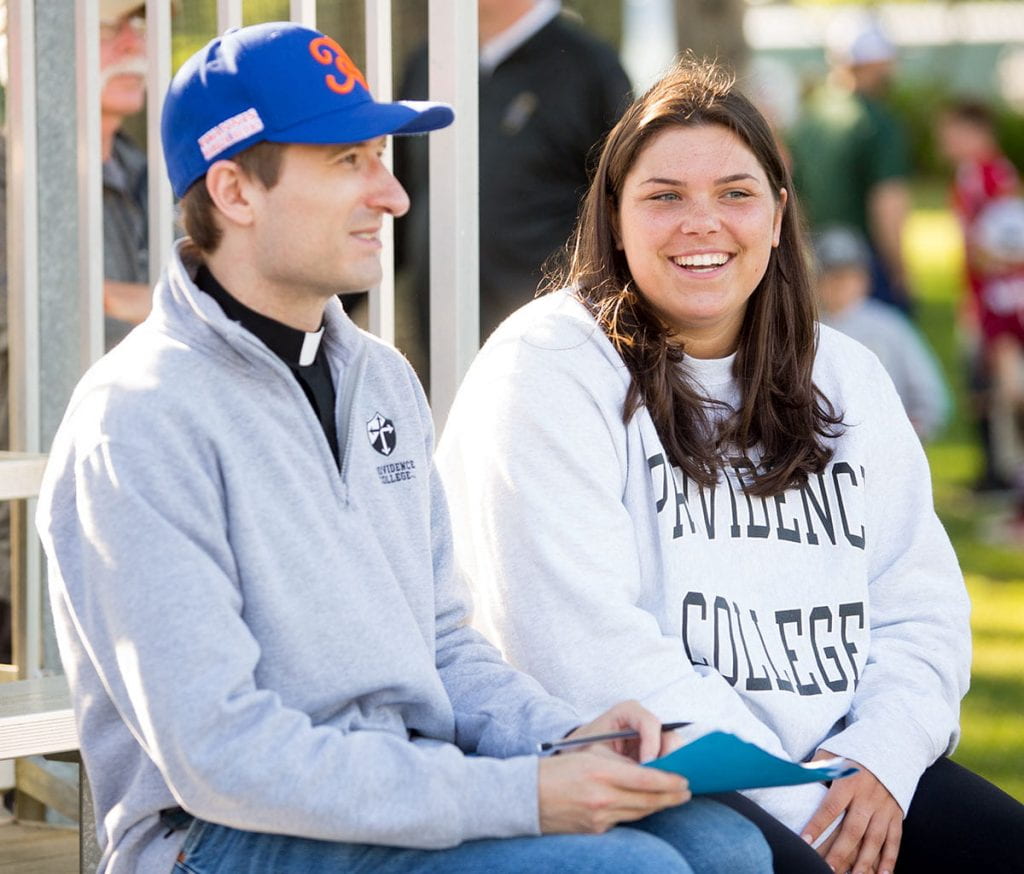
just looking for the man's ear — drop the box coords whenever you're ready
[204,160,258,229]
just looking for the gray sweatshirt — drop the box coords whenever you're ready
[437,289,971,835]
[821,299,948,442]
[36,243,579,874]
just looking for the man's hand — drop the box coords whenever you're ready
[565,700,684,764]
[801,751,902,874]
[538,750,690,834]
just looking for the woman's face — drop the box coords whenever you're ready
[614,124,786,358]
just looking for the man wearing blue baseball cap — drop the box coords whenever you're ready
[35,22,769,874]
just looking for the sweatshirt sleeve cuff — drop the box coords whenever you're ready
[480,700,581,759]
[453,754,542,842]
[818,716,941,816]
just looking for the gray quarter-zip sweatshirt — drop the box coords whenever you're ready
[37,242,579,874]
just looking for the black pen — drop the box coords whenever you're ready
[538,721,692,754]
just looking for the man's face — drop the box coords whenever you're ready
[248,139,410,303]
[100,11,147,118]
[851,60,894,96]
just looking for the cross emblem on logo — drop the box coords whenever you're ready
[367,412,396,456]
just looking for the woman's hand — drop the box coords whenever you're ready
[564,700,683,763]
[801,750,902,874]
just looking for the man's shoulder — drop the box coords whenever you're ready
[521,14,627,82]
[76,327,210,407]
[47,330,208,469]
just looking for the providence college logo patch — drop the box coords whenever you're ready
[367,412,396,456]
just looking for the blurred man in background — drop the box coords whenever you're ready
[396,0,633,385]
[790,12,914,314]
[98,0,156,348]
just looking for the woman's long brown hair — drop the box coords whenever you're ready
[546,59,843,498]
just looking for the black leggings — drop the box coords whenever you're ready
[712,758,1024,873]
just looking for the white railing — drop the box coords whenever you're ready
[146,0,174,287]
[366,0,396,343]
[6,0,43,679]
[76,2,104,368]
[428,2,479,429]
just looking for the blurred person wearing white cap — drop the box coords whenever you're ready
[789,12,914,316]
[814,225,949,442]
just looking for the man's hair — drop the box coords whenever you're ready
[179,141,287,254]
[546,57,843,498]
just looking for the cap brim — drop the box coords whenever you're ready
[266,98,454,146]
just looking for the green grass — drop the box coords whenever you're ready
[906,207,1024,801]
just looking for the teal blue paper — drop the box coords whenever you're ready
[646,731,858,794]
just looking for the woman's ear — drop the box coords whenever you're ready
[772,188,788,248]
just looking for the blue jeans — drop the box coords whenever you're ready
[171,797,771,873]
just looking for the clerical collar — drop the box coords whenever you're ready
[194,264,325,366]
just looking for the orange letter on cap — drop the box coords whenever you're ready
[309,36,368,95]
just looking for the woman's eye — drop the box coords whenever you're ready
[652,192,680,202]
[724,189,751,200]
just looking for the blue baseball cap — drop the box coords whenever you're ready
[162,21,454,197]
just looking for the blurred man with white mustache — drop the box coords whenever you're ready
[99,0,160,348]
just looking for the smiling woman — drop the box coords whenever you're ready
[558,59,838,500]
[613,125,785,360]
[436,58,1024,874]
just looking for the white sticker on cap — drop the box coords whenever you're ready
[198,108,265,160]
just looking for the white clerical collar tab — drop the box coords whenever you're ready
[299,328,325,366]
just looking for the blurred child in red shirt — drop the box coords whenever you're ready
[937,99,1024,537]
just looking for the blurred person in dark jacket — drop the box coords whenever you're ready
[395,0,633,385]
